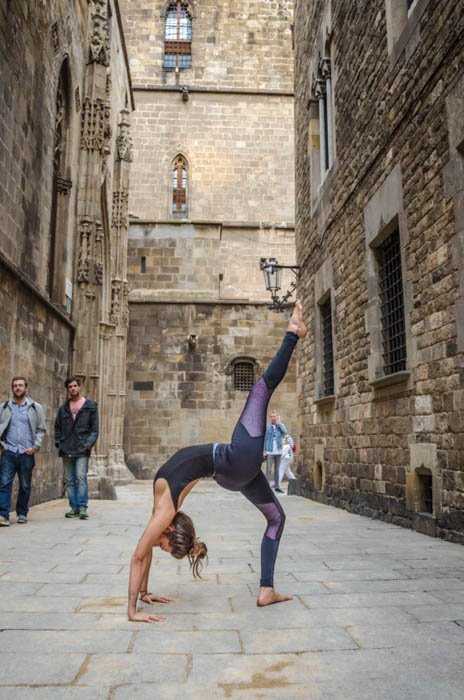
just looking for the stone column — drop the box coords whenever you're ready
[72,1,132,496]
[102,109,134,483]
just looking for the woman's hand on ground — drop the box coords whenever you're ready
[140,593,174,604]
[129,611,167,623]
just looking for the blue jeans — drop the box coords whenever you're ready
[266,454,282,488]
[62,456,89,511]
[0,450,35,519]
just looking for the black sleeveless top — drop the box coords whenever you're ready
[153,443,215,509]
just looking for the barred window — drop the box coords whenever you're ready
[164,2,192,70]
[172,156,187,215]
[233,361,255,391]
[320,297,334,396]
[377,228,407,375]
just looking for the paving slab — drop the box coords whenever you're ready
[0,481,463,698]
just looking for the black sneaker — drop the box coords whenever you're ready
[274,487,284,493]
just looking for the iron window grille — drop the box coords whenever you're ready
[233,361,255,391]
[164,2,192,70]
[377,228,407,375]
[422,473,433,513]
[320,297,334,396]
[172,156,187,215]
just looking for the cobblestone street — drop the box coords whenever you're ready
[1,481,464,699]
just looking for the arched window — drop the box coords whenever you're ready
[172,156,188,215]
[164,2,192,70]
[48,59,73,307]
[233,360,255,391]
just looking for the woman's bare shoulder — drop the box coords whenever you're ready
[154,478,175,514]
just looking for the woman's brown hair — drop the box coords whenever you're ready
[167,511,208,578]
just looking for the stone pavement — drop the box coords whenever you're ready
[1,481,464,699]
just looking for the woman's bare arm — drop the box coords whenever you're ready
[128,502,175,623]
[138,548,174,606]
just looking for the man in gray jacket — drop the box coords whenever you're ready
[0,377,46,526]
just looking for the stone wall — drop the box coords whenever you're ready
[120,0,294,91]
[128,223,296,297]
[125,222,298,472]
[0,266,73,505]
[294,0,464,541]
[122,1,298,465]
[125,301,298,477]
[127,90,294,223]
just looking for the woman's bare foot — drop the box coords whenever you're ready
[257,586,294,607]
[287,300,307,338]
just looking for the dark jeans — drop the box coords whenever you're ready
[0,450,35,519]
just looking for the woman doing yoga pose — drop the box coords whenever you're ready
[128,302,307,623]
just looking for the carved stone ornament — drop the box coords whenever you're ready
[81,97,112,152]
[110,278,122,325]
[77,217,92,284]
[77,217,104,286]
[112,189,129,229]
[121,280,129,326]
[94,220,104,285]
[88,0,110,66]
[312,77,326,100]
[51,22,60,53]
[116,109,133,162]
[319,56,331,80]
[56,176,73,195]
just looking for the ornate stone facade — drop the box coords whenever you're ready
[294,0,464,542]
[0,0,134,504]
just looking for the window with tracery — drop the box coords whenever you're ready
[312,44,335,183]
[164,2,192,70]
[172,156,188,215]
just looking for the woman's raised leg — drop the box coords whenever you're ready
[233,301,307,442]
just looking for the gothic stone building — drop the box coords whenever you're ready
[0,0,134,503]
[294,0,464,541]
[120,1,298,475]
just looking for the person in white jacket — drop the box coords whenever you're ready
[279,433,296,485]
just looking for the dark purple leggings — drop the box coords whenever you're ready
[214,331,299,587]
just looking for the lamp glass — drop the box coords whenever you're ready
[263,263,282,293]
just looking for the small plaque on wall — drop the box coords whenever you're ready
[133,381,154,391]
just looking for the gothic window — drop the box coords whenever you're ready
[312,45,334,183]
[233,361,255,391]
[48,60,73,306]
[377,228,407,375]
[164,2,192,70]
[171,156,188,215]
[320,297,334,397]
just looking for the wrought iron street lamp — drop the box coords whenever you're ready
[259,257,300,312]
